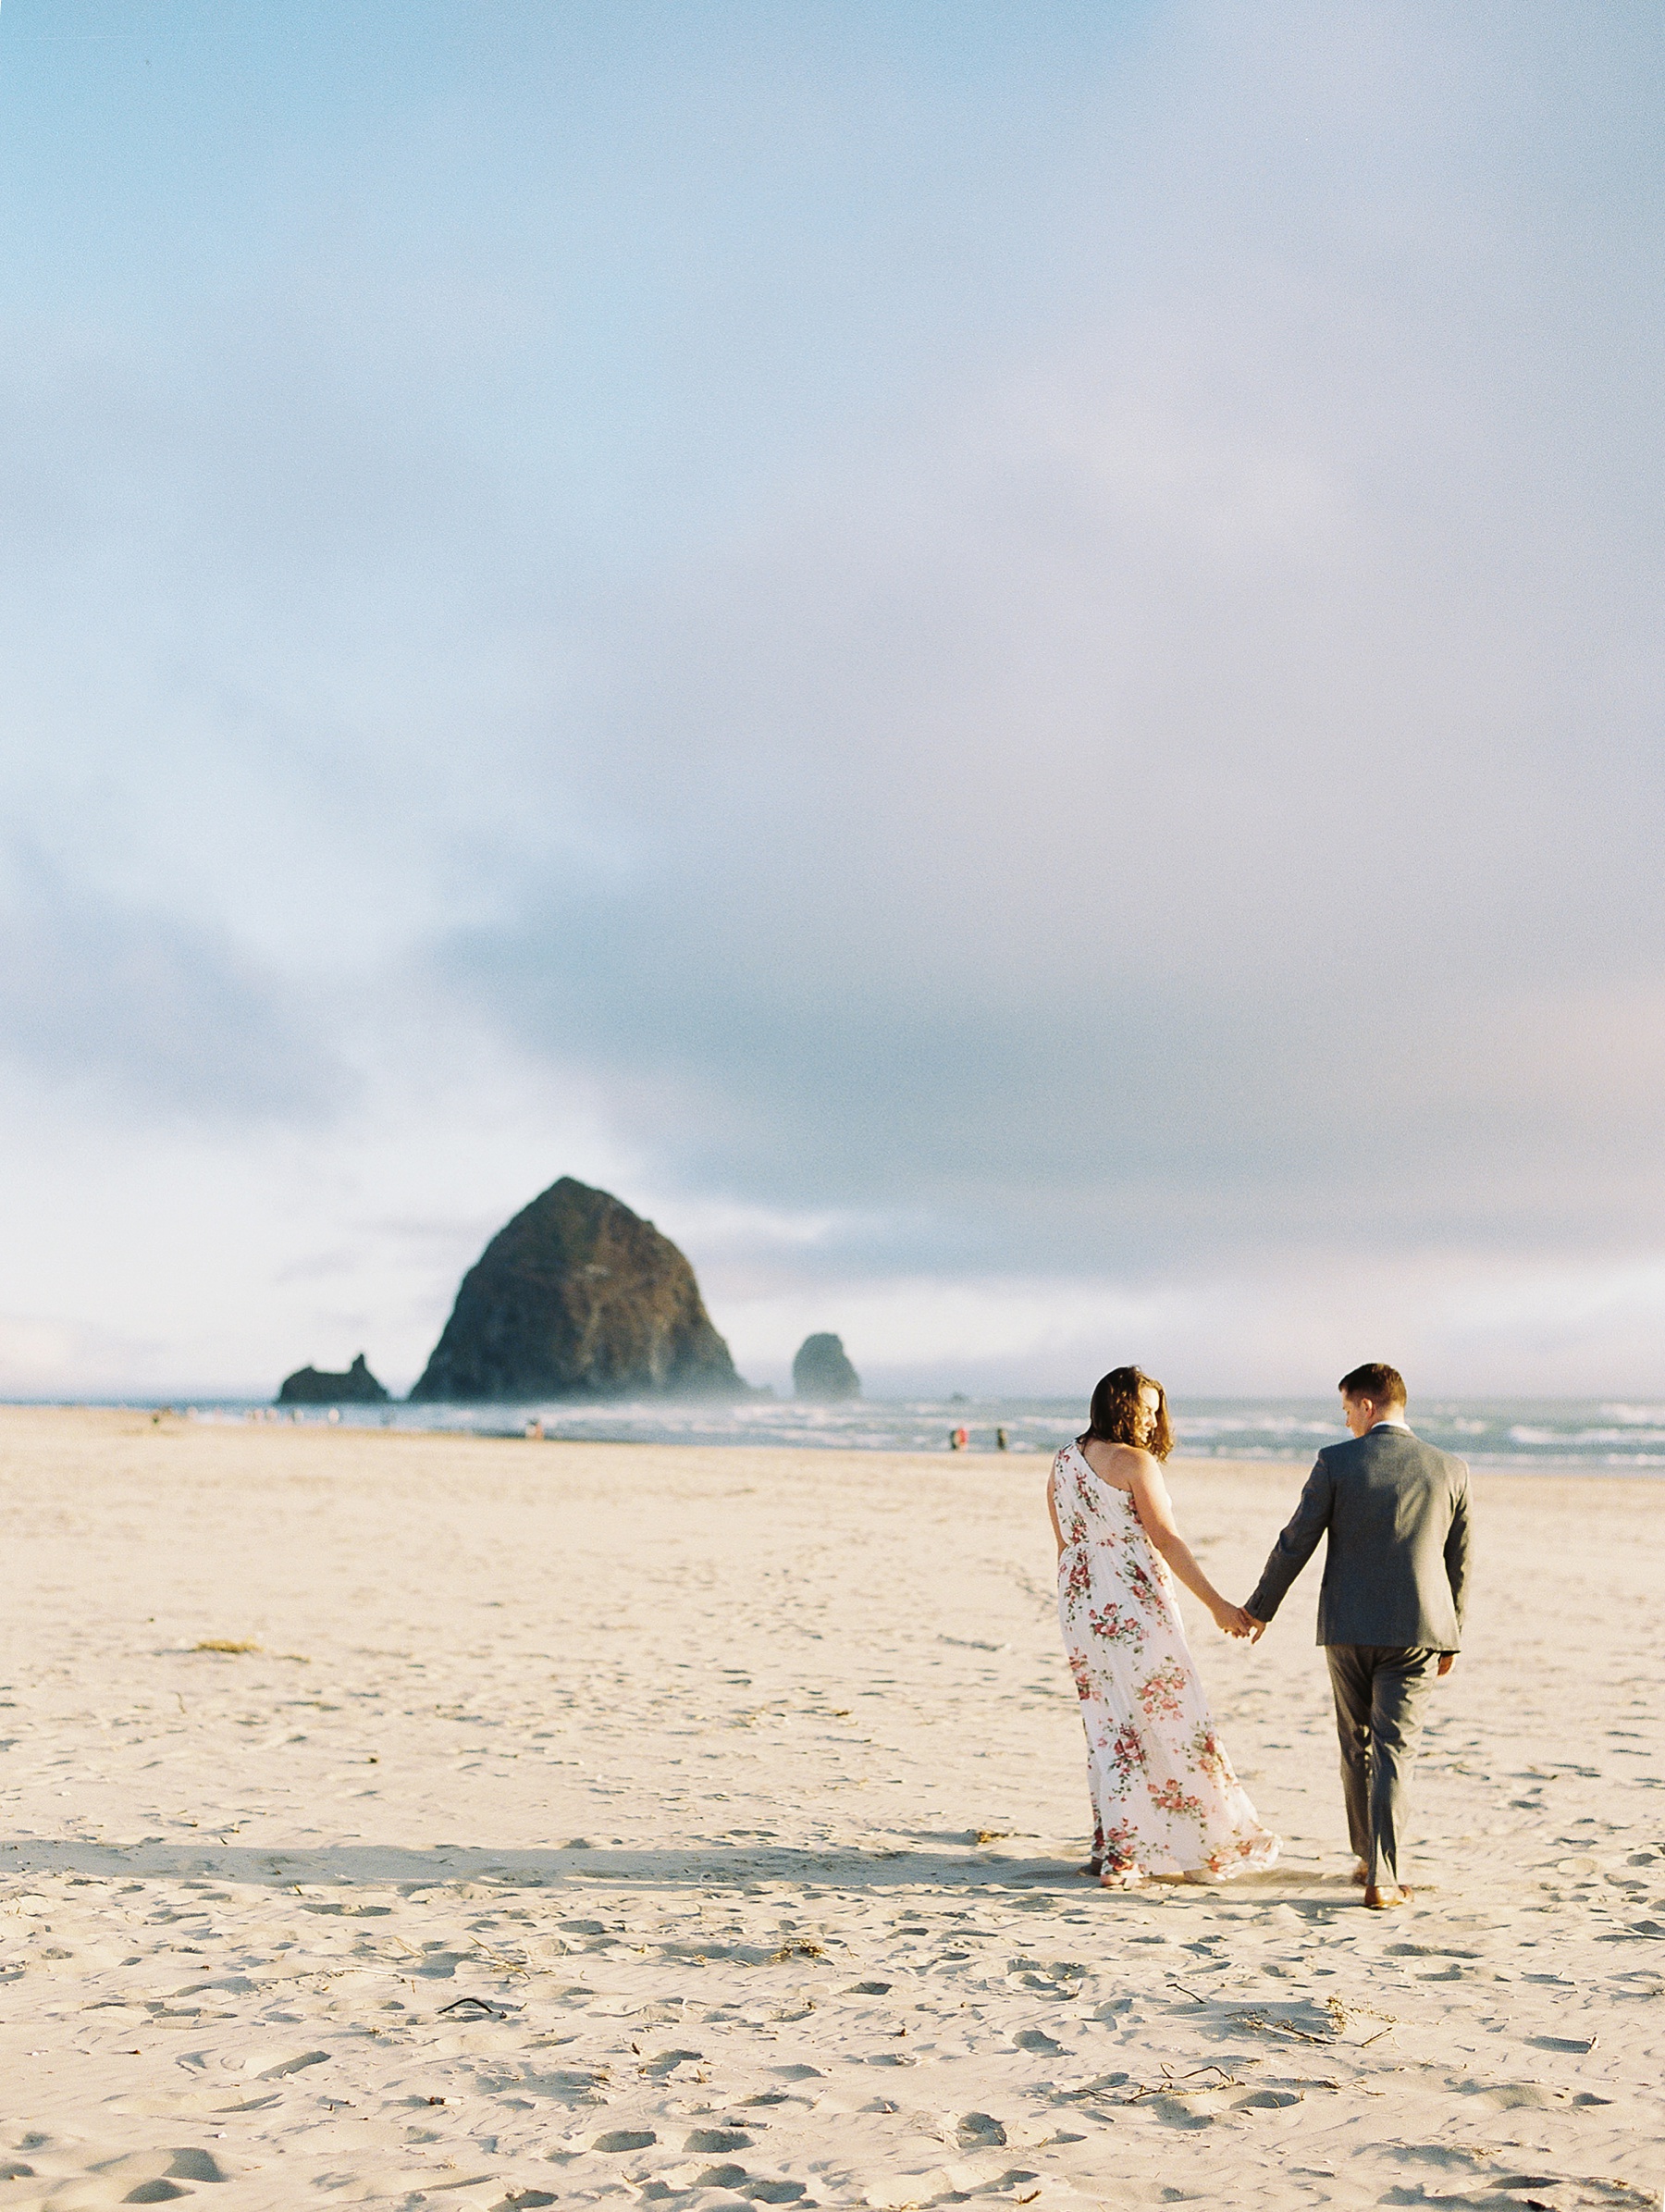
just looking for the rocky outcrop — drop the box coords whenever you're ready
[410,1177,746,1403]
[793,1332,860,1402]
[278,1353,389,1404]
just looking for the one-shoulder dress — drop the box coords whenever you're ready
[1052,1441,1279,1881]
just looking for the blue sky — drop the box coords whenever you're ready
[3,1,1664,1400]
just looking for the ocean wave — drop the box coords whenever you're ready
[152,1392,1665,1472]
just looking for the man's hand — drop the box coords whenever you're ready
[1217,1604,1267,1641]
[1437,1651,1455,1677]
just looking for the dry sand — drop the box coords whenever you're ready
[0,1406,1660,2211]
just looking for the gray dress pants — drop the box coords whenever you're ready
[1325,1644,1442,1887]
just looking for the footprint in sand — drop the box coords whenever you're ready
[956,2112,1008,2148]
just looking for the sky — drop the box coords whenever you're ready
[2,0,1663,1402]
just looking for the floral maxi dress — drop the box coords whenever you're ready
[1053,1442,1279,1880]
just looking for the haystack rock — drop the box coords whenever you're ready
[277,1353,389,1404]
[409,1177,746,1402]
[793,1332,860,1402]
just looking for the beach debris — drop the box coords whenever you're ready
[193,1639,260,1654]
[437,1995,518,2020]
[1230,2009,1329,2045]
[1065,2059,1259,2110]
[469,1939,533,1977]
[973,1829,1012,1845]
[1325,1995,1399,2043]
[770,1938,826,1961]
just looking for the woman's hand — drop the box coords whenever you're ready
[1211,1600,1256,1638]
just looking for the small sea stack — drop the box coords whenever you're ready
[277,1353,390,1405]
[793,1332,860,1402]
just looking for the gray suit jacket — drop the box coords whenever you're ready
[1246,1426,1471,1649]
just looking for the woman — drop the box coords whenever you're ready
[1049,1366,1279,1887]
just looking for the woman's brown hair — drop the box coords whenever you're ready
[1079,1366,1173,1461]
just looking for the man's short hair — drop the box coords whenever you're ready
[1338,1362,1407,1407]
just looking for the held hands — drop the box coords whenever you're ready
[1211,1600,1261,1639]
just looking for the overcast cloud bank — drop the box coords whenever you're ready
[2,2,1663,1398]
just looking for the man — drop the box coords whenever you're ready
[1243,1363,1471,1909]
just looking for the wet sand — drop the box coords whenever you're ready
[0,1406,1660,2209]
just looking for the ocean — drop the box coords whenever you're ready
[175,1393,1665,1474]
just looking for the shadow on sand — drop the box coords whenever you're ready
[1,1836,1357,1909]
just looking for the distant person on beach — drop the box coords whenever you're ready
[1241,1362,1471,1911]
[950,1426,968,1451]
[1049,1366,1279,1888]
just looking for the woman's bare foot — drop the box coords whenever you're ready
[1099,1864,1145,1890]
[1363,1883,1412,1909]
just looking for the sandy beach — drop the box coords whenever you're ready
[0,1407,1660,2210]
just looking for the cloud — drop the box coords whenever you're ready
[0,855,352,1124]
[0,2,1661,1392]
[426,282,1665,1267]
